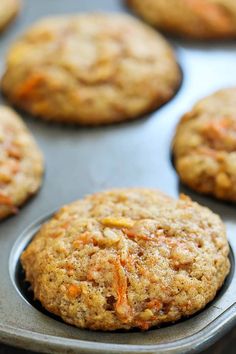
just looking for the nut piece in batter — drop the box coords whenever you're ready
[0,106,44,220]
[173,88,236,202]
[1,13,181,125]
[127,0,236,40]
[21,188,230,331]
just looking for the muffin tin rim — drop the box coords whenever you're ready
[1,303,236,354]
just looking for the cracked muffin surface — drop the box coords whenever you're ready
[21,188,230,331]
[0,0,20,32]
[1,13,181,125]
[0,106,43,220]
[127,0,236,39]
[173,88,236,202]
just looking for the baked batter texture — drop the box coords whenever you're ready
[21,189,230,330]
[1,13,181,125]
[0,106,44,220]
[127,0,236,40]
[173,88,236,202]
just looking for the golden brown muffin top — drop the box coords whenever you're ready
[2,13,181,124]
[128,0,236,39]
[173,88,236,202]
[0,106,43,220]
[21,189,230,331]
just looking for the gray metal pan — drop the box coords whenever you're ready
[0,0,236,353]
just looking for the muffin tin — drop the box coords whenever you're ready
[0,0,236,353]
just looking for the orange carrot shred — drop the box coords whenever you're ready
[67,284,81,298]
[197,146,218,158]
[7,145,22,160]
[147,299,162,311]
[123,228,150,241]
[111,257,132,322]
[0,192,18,213]
[15,74,45,100]
[9,160,20,174]
[135,320,150,331]
[73,232,93,248]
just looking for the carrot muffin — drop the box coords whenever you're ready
[127,0,236,40]
[0,0,20,32]
[1,13,181,125]
[0,106,43,220]
[173,88,236,202]
[21,188,230,331]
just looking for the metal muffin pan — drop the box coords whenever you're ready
[0,0,236,353]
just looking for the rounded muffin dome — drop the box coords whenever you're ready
[21,189,230,331]
[127,0,236,40]
[173,88,236,202]
[1,13,181,125]
[0,106,43,220]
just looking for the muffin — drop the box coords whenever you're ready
[1,13,181,125]
[21,188,230,331]
[0,0,20,32]
[173,88,236,202]
[0,106,44,220]
[127,0,236,40]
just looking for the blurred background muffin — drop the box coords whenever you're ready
[1,13,181,125]
[127,0,236,39]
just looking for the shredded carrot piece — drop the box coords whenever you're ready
[65,263,74,270]
[63,263,75,276]
[135,320,150,331]
[205,121,226,137]
[49,229,65,239]
[147,299,162,311]
[0,192,18,213]
[0,193,13,206]
[73,232,93,248]
[67,284,81,298]
[0,160,20,178]
[15,73,45,100]
[111,257,132,322]
[9,160,20,174]
[120,254,134,270]
[61,221,70,229]
[123,228,150,241]
[0,172,12,183]
[197,146,218,158]
[7,145,22,160]
[203,118,236,141]
[137,264,149,276]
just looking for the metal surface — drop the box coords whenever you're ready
[0,0,236,353]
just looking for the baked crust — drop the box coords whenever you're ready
[0,106,44,220]
[127,0,236,40]
[173,88,236,202]
[1,13,181,125]
[21,188,230,331]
